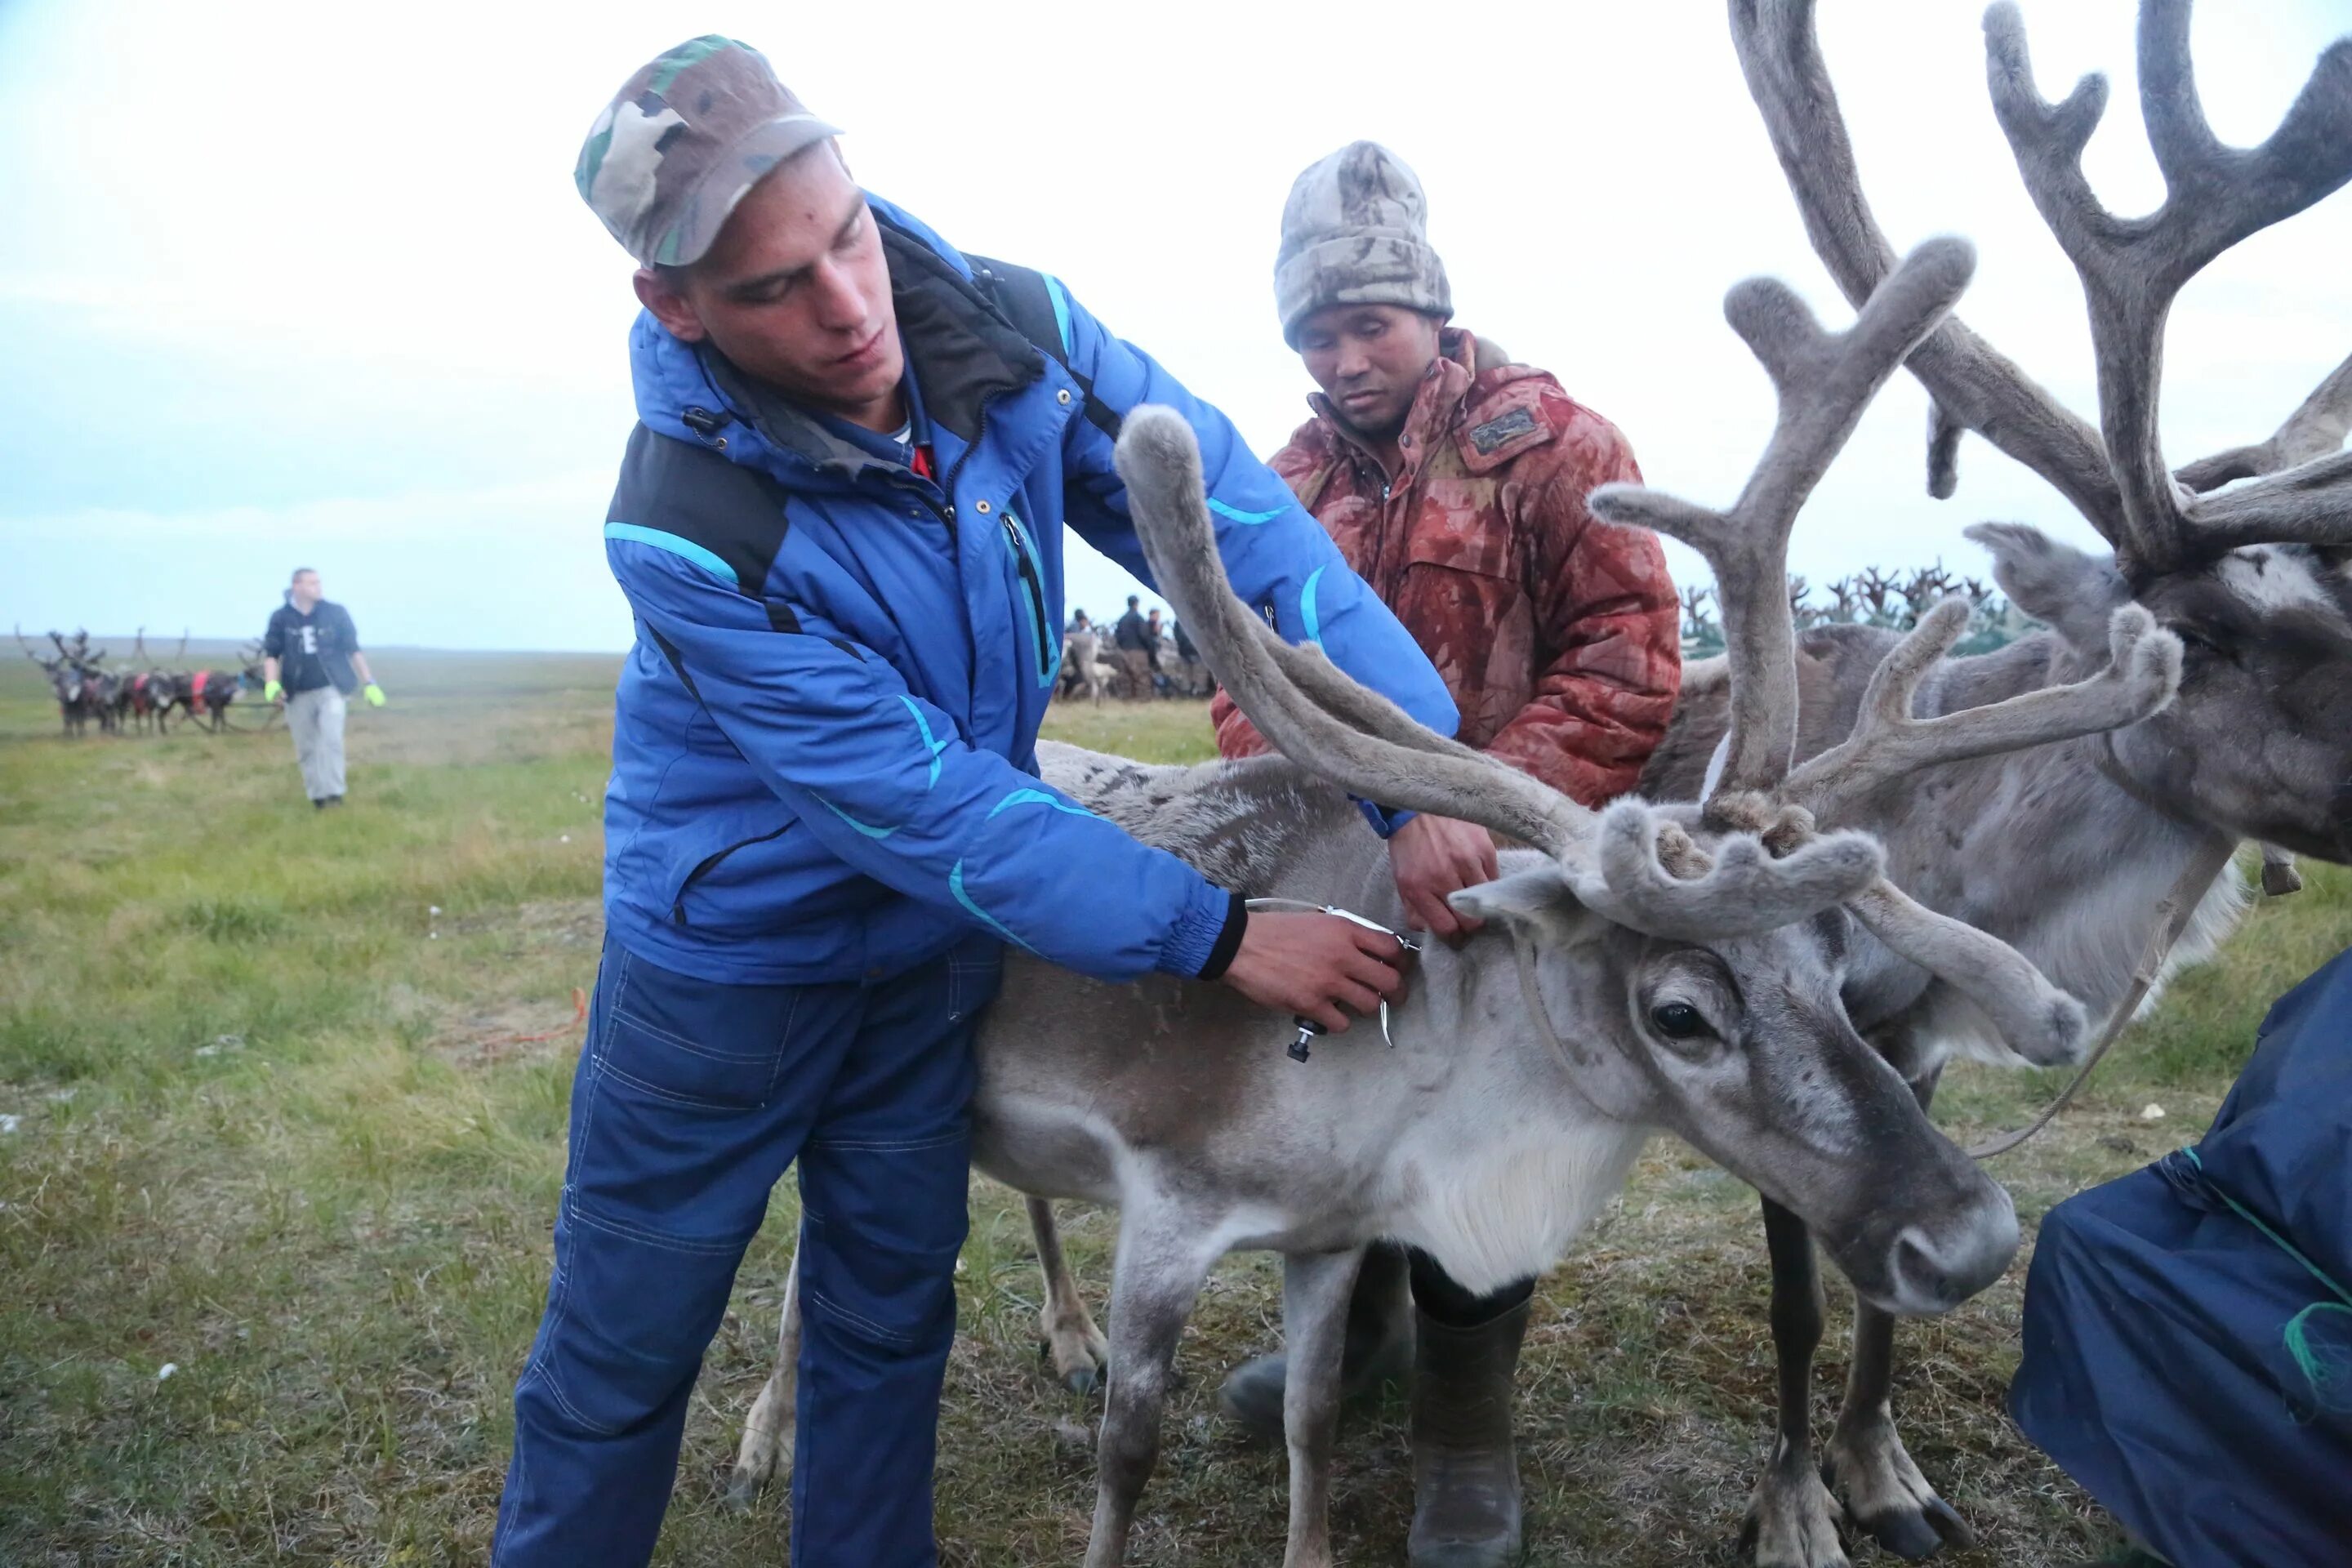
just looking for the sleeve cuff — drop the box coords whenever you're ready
[1357,800,1418,840]
[1160,882,1247,979]
[1196,892,1249,981]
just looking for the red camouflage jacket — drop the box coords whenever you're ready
[1212,329,1682,808]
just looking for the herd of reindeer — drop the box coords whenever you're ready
[15,626,269,737]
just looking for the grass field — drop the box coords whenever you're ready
[2,650,2345,1566]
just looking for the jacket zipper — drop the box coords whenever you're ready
[1001,512,1055,685]
[671,822,794,926]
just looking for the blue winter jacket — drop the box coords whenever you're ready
[599,196,1458,987]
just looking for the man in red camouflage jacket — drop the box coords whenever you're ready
[1213,141,1681,1568]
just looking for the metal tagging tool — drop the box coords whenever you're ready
[1244,898,1420,1062]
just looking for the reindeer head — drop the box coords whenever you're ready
[1455,861,2010,1315]
[1108,234,2186,1313]
[1735,0,2352,862]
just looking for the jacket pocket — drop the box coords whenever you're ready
[665,818,796,928]
[1396,527,1538,738]
[1000,511,1058,689]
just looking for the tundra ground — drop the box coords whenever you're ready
[2,651,2341,1566]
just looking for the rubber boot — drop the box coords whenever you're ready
[1218,1241,1413,1441]
[1407,1296,1530,1568]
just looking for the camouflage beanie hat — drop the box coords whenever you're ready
[1274,141,1452,349]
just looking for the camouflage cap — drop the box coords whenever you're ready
[575,36,843,269]
[1275,141,1452,349]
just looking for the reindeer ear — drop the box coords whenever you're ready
[1450,865,1609,947]
[1964,523,2130,651]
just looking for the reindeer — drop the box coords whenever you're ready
[160,642,263,733]
[1597,3,2352,1562]
[725,237,2185,1565]
[17,626,101,737]
[1058,628,1118,706]
[116,629,173,735]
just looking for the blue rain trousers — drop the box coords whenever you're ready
[494,931,1000,1566]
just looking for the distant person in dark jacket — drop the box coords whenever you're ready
[260,568,385,808]
[1113,593,1154,698]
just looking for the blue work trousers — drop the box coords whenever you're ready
[493,933,1000,1566]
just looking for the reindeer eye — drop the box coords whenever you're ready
[1650,1002,1708,1040]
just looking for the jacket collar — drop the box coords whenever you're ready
[628,198,1045,488]
[1305,328,1480,479]
[1303,327,1557,481]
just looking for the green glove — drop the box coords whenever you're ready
[263,679,283,702]
[362,683,386,708]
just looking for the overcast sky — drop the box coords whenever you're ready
[4,0,2347,652]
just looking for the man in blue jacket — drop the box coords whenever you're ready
[496,37,1493,1567]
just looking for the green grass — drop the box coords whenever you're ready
[0,658,2342,1566]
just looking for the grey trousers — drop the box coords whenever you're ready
[286,686,348,801]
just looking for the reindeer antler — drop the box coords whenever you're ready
[1984,1,2352,568]
[1590,237,1978,808]
[1736,0,2352,572]
[2176,350,2352,494]
[1782,596,2180,824]
[1588,234,2166,1067]
[1113,408,1886,939]
[1731,0,2123,535]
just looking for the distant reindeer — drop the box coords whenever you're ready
[17,626,101,737]
[1058,629,1119,706]
[117,629,176,735]
[159,642,262,733]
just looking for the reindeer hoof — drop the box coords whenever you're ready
[1823,1423,1975,1560]
[1740,1457,1850,1568]
[1039,1330,1107,1395]
[1852,1494,1975,1561]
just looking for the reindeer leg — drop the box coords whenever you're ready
[1279,1247,1364,1568]
[725,1247,803,1508]
[1744,1197,1848,1568]
[1084,1216,1218,1568]
[1824,1071,1976,1561]
[1030,1196,1108,1392]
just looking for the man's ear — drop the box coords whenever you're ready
[1964,523,2131,651]
[1450,864,1609,947]
[634,267,708,343]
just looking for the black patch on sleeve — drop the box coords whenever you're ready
[608,423,794,597]
[1468,407,1539,455]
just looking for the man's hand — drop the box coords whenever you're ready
[1218,910,1407,1034]
[362,684,387,707]
[1388,813,1499,943]
[264,679,284,706]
